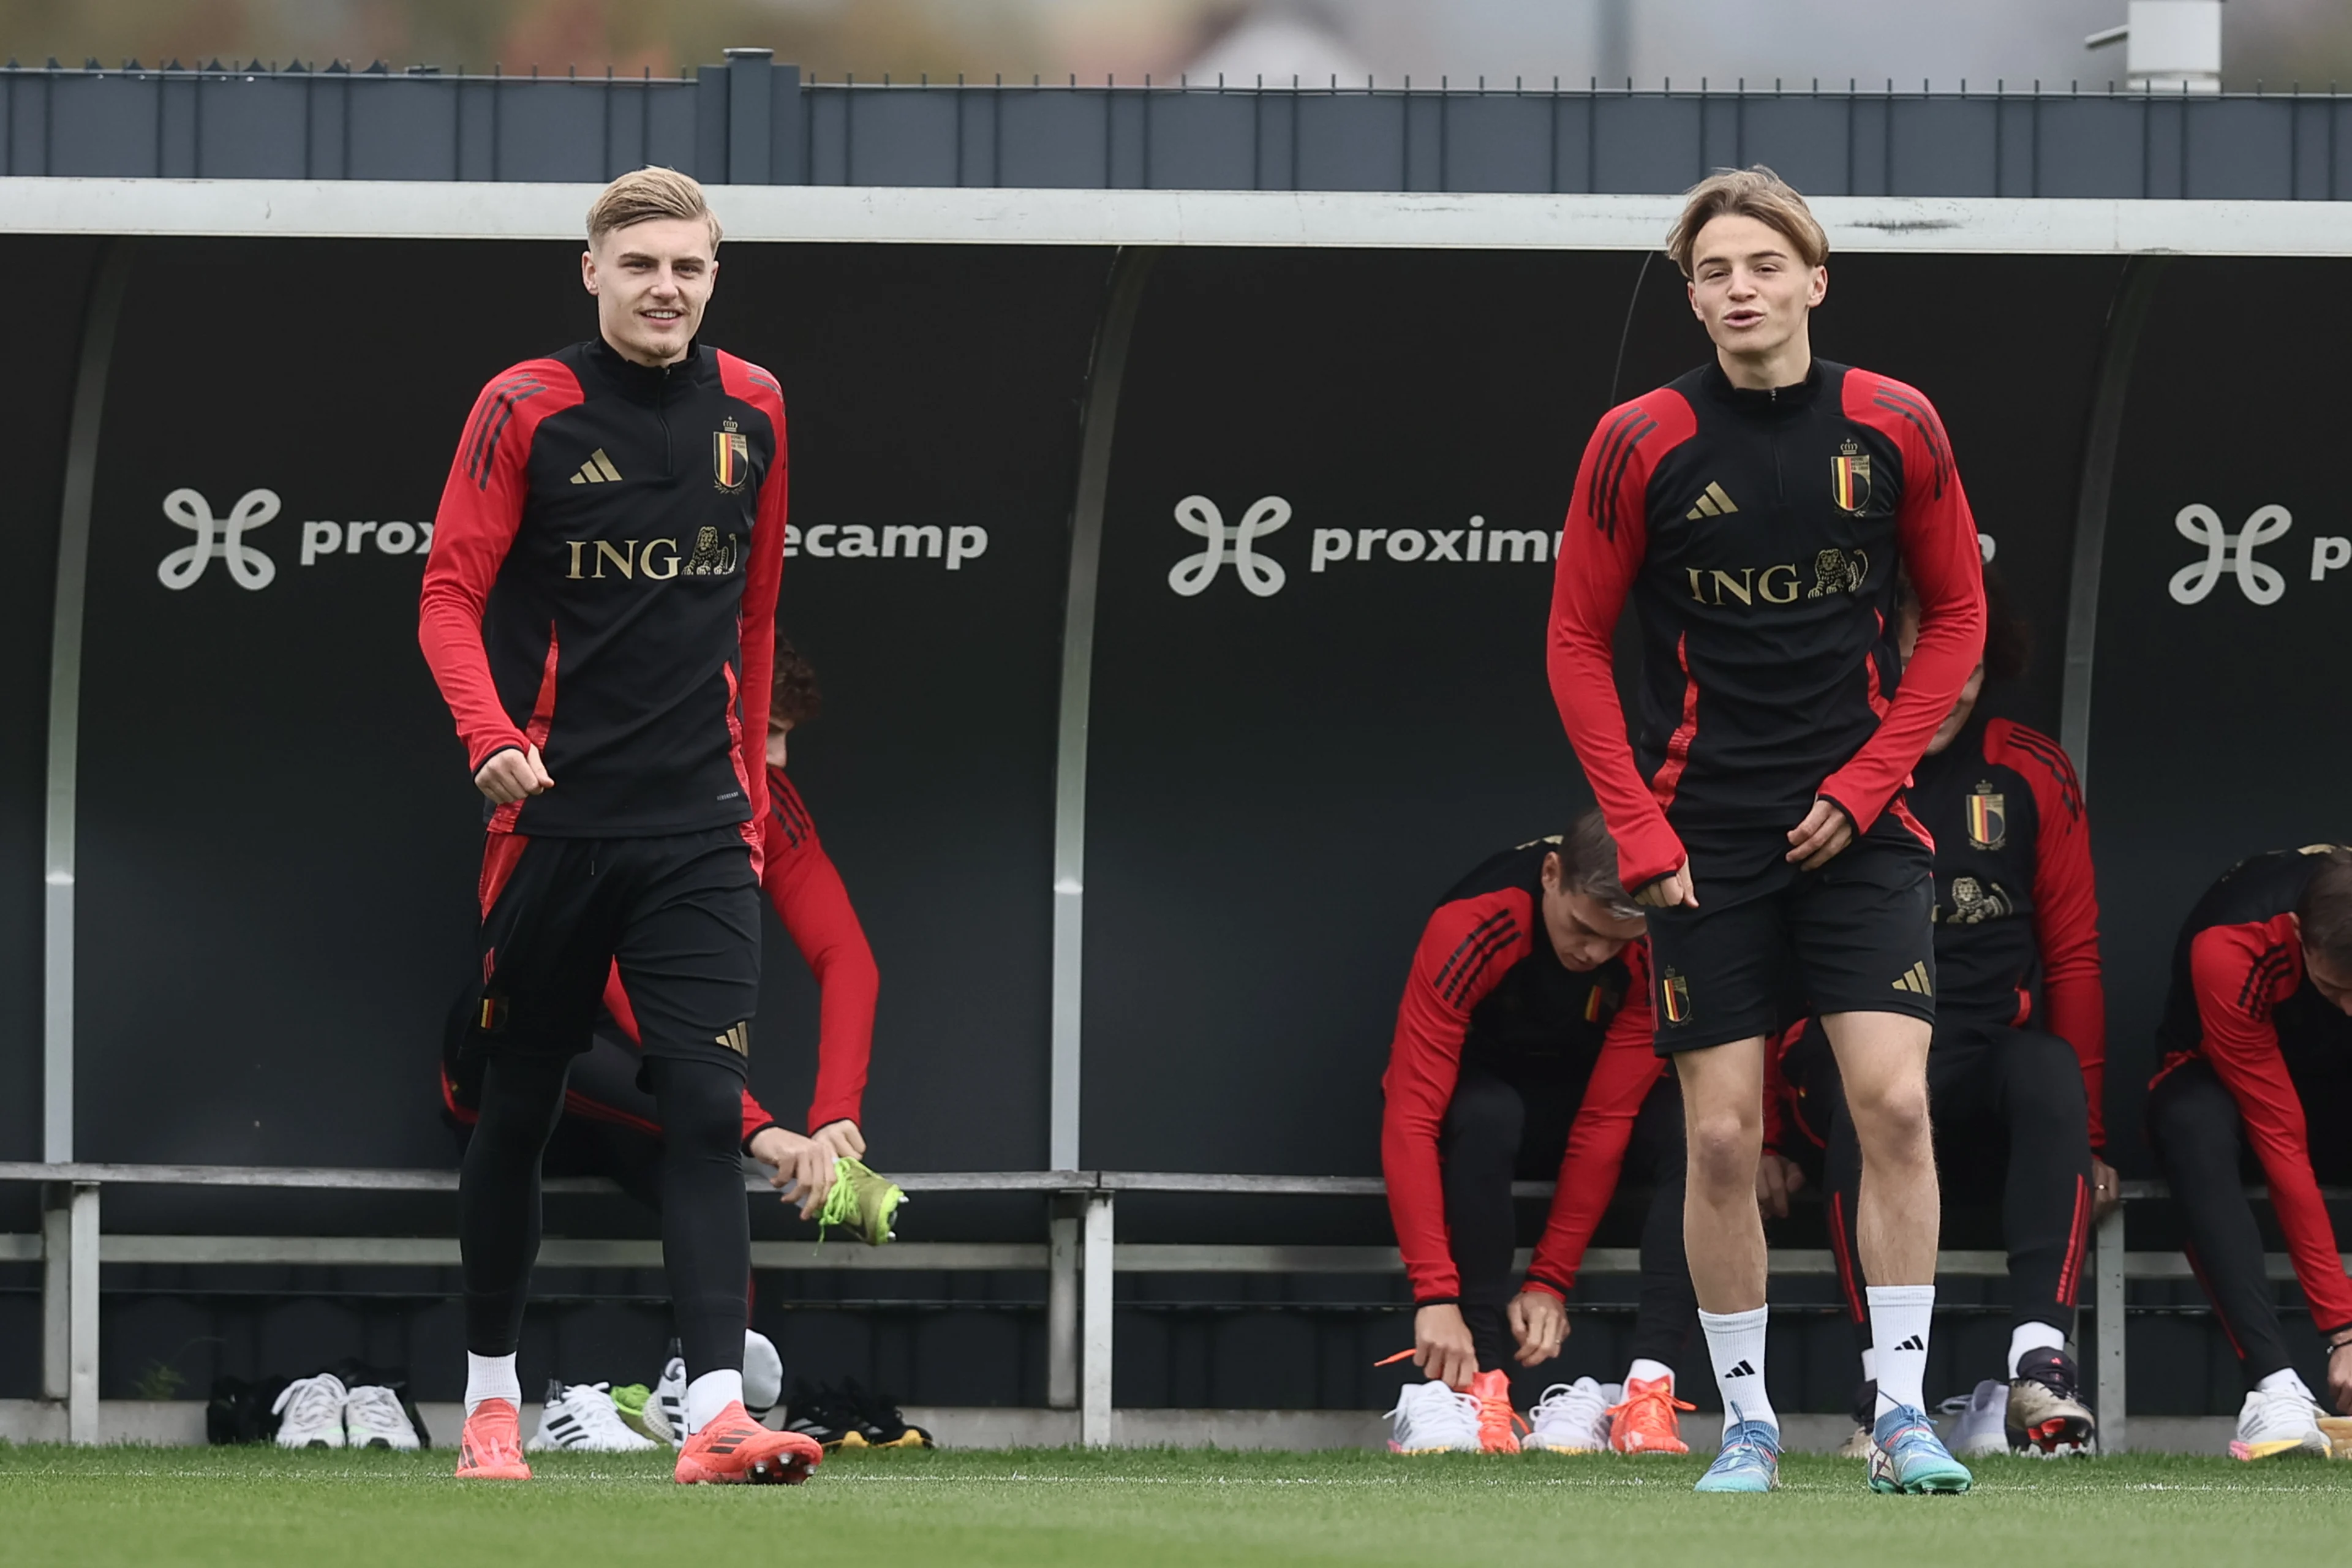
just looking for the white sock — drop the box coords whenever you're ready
[1868,1285,1936,1417]
[2007,1321,2067,1378]
[1698,1306,1775,1436]
[1625,1357,1674,1389]
[2258,1367,2316,1401]
[684,1368,745,1434]
[464,1352,520,1419]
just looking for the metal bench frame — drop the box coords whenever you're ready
[10,1161,2328,1451]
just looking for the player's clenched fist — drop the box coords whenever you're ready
[474,744,554,803]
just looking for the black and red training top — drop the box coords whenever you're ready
[442,764,880,1144]
[1548,360,1986,895]
[1381,840,1662,1305]
[2153,847,2352,1336]
[1912,711,2106,1146]
[419,337,788,844]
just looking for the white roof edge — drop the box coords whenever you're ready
[1,177,2346,255]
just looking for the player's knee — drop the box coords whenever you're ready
[1686,1108,1758,1191]
[1845,1074,1931,1155]
[1441,1078,1524,1159]
[2010,1038,2088,1135]
[647,1057,744,1155]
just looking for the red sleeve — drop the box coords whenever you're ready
[1525,941,1664,1298]
[717,353,790,876]
[1380,890,1537,1303]
[600,962,780,1145]
[2192,920,2352,1333]
[1547,393,1698,892]
[418,360,582,772]
[762,769,880,1133]
[1988,720,2106,1149]
[1823,374,1986,834]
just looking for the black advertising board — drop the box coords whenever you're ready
[2087,258,2352,1169]
[69,237,1102,1181]
[1081,247,1641,1175]
[0,237,99,1169]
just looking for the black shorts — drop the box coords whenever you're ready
[1644,825,1934,1055]
[464,826,761,1080]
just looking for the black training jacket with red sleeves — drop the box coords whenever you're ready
[1912,711,2107,1147]
[1380,839,1663,1305]
[419,337,788,842]
[1548,359,1986,895]
[2152,846,2352,1335]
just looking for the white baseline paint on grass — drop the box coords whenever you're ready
[4,178,2352,256]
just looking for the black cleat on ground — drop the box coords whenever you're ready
[782,1378,935,1451]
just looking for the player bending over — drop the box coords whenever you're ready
[439,644,881,1447]
[1548,168,1986,1494]
[1382,814,1700,1457]
[1774,571,2111,1456]
[2146,846,2352,1460]
[418,167,813,1485]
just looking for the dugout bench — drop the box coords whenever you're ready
[0,1163,2317,1452]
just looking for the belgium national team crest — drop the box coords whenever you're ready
[1831,437,1872,514]
[712,417,750,494]
[1966,783,2007,850]
[1661,968,1692,1027]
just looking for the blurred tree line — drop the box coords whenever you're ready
[0,0,1045,79]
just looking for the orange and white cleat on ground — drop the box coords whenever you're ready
[1466,1369,1523,1455]
[454,1398,533,1480]
[1607,1375,1694,1455]
[674,1402,824,1485]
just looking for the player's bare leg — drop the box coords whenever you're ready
[1824,1008,1969,1491]
[1676,1036,1781,1491]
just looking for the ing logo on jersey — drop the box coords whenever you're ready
[1966,785,2007,850]
[1831,439,1872,514]
[1661,969,1692,1026]
[713,418,750,494]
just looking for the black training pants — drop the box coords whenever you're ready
[2146,1057,2352,1385]
[1441,1068,1696,1381]
[1804,1019,2094,1332]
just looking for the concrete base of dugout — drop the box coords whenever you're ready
[0,1400,2245,1455]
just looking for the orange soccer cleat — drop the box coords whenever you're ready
[454,1398,533,1480]
[1607,1374,1695,1455]
[674,1401,824,1485]
[1466,1369,1523,1455]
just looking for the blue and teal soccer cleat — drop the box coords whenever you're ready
[1693,1417,1781,1493]
[1868,1404,1974,1494]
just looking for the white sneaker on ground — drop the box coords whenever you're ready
[1522,1377,1613,1453]
[342,1382,422,1450]
[744,1331,785,1419]
[271,1373,349,1449]
[652,1351,687,1445]
[1940,1378,2013,1458]
[527,1380,660,1453]
[2232,1385,2330,1460]
[1386,1379,1484,1453]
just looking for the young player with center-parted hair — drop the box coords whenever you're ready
[1547,167,1986,1493]
[418,167,813,1485]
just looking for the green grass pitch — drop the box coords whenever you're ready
[6,1442,2350,1567]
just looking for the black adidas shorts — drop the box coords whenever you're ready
[464,826,761,1081]
[1643,824,1936,1055]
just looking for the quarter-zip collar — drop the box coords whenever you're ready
[1701,356,1820,417]
[587,334,702,405]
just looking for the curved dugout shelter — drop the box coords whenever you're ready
[1,59,2348,1441]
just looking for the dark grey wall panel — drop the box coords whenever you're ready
[4,63,2346,197]
[2086,258,2352,1176]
